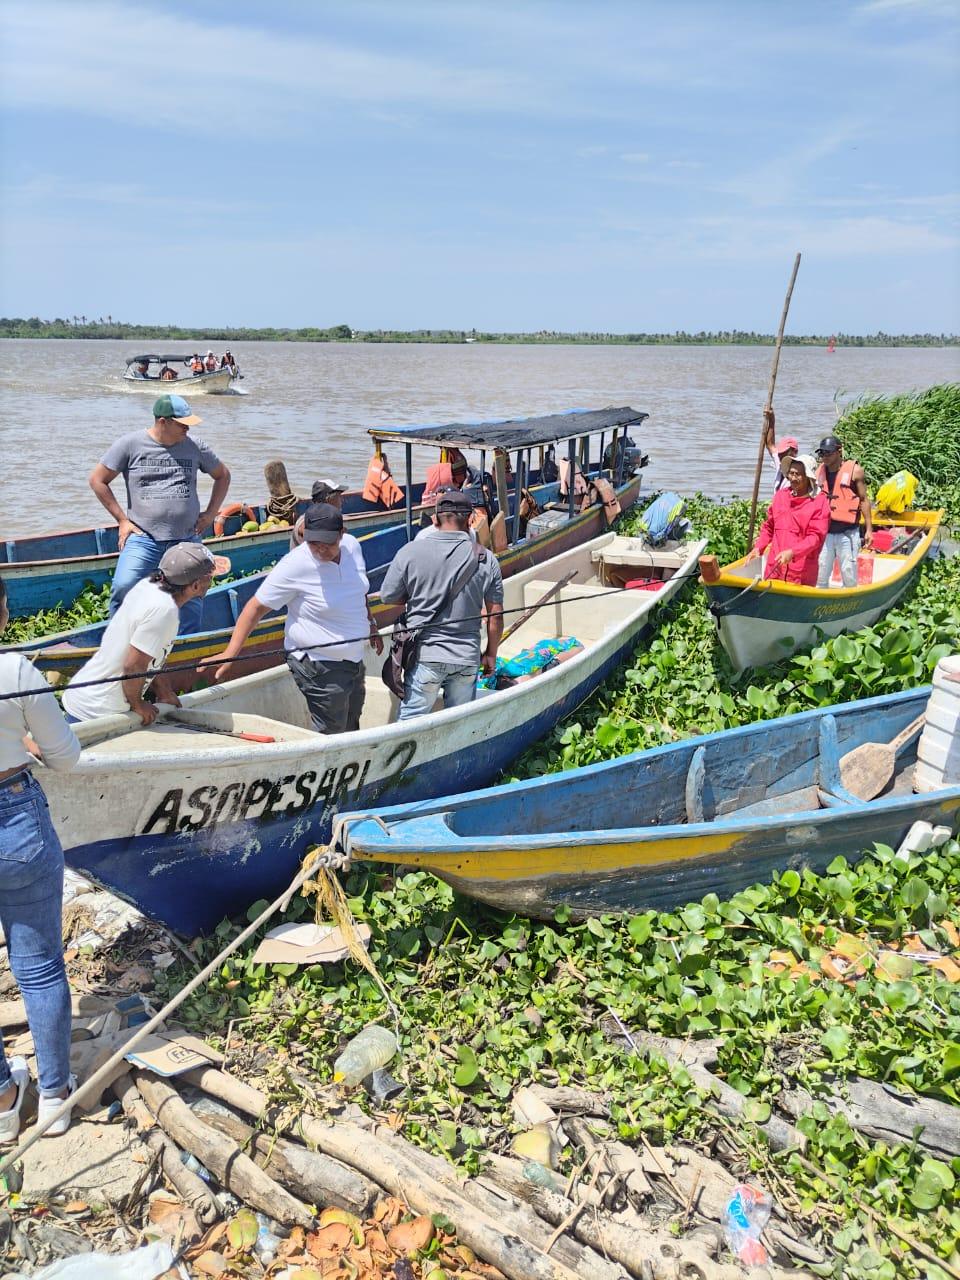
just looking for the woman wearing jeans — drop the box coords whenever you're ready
[0,577,81,1141]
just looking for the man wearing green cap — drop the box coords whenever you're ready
[89,394,231,635]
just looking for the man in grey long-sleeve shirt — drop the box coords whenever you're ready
[379,489,504,719]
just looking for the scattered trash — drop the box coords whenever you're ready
[364,1065,405,1102]
[333,1024,399,1086]
[724,1182,772,1267]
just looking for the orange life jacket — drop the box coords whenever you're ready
[559,458,588,499]
[362,455,404,508]
[817,459,861,525]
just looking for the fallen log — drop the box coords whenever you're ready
[132,1070,313,1229]
[779,1078,960,1158]
[198,1103,379,1217]
[183,1066,623,1280]
[617,1030,805,1152]
[113,1071,220,1227]
[481,1153,812,1280]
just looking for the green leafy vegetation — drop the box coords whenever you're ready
[167,835,960,1278]
[2,583,110,645]
[835,383,960,523]
[2,316,957,345]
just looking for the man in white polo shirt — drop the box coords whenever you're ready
[214,505,383,735]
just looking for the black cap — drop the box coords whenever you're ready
[302,502,344,544]
[817,435,842,455]
[435,487,474,515]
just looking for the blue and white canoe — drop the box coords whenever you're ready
[40,530,704,935]
[335,687,960,920]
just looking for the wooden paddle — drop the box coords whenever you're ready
[839,714,925,802]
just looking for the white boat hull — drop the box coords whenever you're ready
[40,531,705,933]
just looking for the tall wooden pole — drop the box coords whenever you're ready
[747,253,802,547]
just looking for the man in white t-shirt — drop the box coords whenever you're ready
[63,544,228,724]
[214,505,383,735]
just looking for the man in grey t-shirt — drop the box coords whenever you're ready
[89,394,231,634]
[380,489,504,719]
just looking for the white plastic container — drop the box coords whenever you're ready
[914,653,960,792]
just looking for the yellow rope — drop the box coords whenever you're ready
[300,845,400,1028]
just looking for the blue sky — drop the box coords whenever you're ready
[1,0,957,333]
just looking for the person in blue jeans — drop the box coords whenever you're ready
[0,576,82,1142]
[89,394,231,635]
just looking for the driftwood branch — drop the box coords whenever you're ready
[198,1102,379,1217]
[528,1084,612,1117]
[133,1070,313,1228]
[183,1065,622,1280]
[112,1071,220,1226]
[780,1079,960,1158]
[482,1153,807,1280]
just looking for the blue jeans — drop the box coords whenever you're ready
[817,528,861,588]
[110,532,203,635]
[398,658,477,720]
[0,774,72,1097]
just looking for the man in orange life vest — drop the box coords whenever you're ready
[815,435,873,588]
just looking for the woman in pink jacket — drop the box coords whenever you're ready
[747,454,830,587]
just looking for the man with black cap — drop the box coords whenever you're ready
[89,394,231,633]
[380,488,504,719]
[62,543,229,724]
[815,435,873,588]
[289,479,355,550]
[213,505,382,735]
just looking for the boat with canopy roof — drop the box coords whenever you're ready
[122,353,236,393]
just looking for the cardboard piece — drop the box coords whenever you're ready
[125,1030,225,1078]
[251,920,372,966]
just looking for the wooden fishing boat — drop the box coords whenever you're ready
[0,405,648,618]
[123,354,236,393]
[700,510,942,670]
[41,529,705,934]
[334,686,960,921]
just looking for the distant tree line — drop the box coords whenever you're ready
[0,317,956,346]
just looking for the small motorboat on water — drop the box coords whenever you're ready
[335,680,960,921]
[123,353,237,394]
[42,529,705,934]
[699,510,942,670]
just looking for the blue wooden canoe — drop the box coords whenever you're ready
[0,488,431,619]
[335,687,960,919]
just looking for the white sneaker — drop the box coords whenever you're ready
[37,1074,77,1138]
[0,1058,30,1144]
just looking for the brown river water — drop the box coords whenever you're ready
[1,339,957,539]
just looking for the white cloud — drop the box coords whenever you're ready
[620,152,650,164]
[0,1,536,134]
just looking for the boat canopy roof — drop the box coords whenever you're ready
[369,406,648,451]
[125,354,195,365]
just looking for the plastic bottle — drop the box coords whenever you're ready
[254,1213,282,1263]
[333,1024,399,1086]
[723,1183,772,1267]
